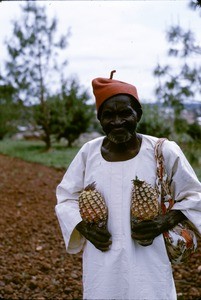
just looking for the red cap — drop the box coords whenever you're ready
[92,71,140,111]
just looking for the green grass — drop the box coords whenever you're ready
[180,141,201,181]
[0,139,80,169]
[0,139,200,180]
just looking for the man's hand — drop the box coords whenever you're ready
[131,210,187,246]
[76,221,112,252]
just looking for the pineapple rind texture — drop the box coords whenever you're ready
[131,177,159,222]
[79,182,108,228]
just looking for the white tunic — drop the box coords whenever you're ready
[55,134,201,300]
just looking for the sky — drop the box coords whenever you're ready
[0,0,200,103]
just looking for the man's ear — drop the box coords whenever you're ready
[137,108,143,122]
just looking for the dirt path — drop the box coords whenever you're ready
[0,154,200,299]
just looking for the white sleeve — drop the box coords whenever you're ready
[55,144,88,254]
[163,141,201,236]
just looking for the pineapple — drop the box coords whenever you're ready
[79,182,108,228]
[131,176,159,245]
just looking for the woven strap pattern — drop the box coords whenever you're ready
[154,138,197,264]
[154,138,174,214]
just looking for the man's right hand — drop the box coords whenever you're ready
[76,221,112,252]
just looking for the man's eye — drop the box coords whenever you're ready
[102,112,112,118]
[120,110,132,117]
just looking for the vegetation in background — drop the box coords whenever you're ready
[0,139,79,169]
[46,77,94,147]
[137,0,201,178]
[137,104,172,138]
[0,139,200,181]
[153,6,201,140]
[1,2,71,149]
[0,84,22,139]
[0,2,94,149]
[0,0,200,179]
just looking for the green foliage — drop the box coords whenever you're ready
[89,114,104,135]
[187,122,201,140]
[0,84,22,139]
[137,104,172,138]
[179,140,201,180]
[41,77,94,147]
[1,2,94,149]
[1,2,70,149]
[4,2,70,102]
[153,6,201,141]
[173,118,189,134]
[153,19,201,121]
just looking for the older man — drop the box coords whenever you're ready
[55,71,201,300]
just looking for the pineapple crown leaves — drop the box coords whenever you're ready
[132,176,144,186]
[84,181,96,191]
[78,182,97,193]
[79,181,105,200]
[131,176,159,196]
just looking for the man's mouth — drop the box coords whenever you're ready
[110,127,126,133]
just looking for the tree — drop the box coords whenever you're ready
[0,83,22,139]
[46,77,94,147]
[153,5,201,138]
[137,104,172,138]
[153,25,201,114]
[2,2,70,149]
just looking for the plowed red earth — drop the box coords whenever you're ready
[0,154,200,300]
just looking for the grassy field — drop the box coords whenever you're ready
[0,139,80,169]
[0,139,200,180]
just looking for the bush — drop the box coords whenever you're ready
[187,122,201,141]
[137,103,172,138]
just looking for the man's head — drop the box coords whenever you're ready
[92,71,142,121]
[98,94,140,144]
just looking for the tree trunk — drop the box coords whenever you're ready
[38,50,51,150]
[43,129,51,150]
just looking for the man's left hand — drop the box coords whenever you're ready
[131,210,187,245]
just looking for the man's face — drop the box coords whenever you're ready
[99,95,138,144]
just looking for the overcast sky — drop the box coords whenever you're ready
[0,1,200,102]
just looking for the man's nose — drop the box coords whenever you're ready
[111,115,125,127]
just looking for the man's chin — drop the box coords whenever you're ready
[107,133,132,144]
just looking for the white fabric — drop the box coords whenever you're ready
[55,134,201,300]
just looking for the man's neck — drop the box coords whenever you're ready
[101,134,142,162]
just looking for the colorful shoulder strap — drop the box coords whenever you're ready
[154,138,174,214]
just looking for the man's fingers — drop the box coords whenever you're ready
[132,220,154,231]
[137,240,153,247]
[94,240,112,252]
[76,221,112,251]
[95,226,111,237]
[131,229,156,240]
